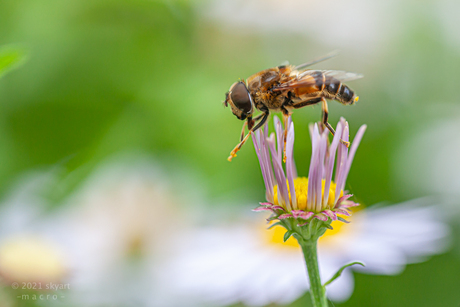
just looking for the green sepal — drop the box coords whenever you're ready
[337,216,349,223]
[323,261,365,287]
[267,222,282,230]
[266,215,278,222]
[283,230,293,242]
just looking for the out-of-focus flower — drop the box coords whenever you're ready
[0,235,66,284]
[0,156,203,307]
[165,199,450,305]
[46,156,196,307]
[0,171,68,285]
[253,116,366,225]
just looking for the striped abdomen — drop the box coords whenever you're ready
[322,75,357,105]
[275,69,360,105]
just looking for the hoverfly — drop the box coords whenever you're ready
[223,52,362,161]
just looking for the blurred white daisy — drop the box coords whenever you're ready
[0,171,68,286]
[0,156,204,307]
[165,198,450,305]
[43,155,199,307]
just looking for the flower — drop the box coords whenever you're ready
[0,172,68,285]
[252,116,366,226]
[164,199,450,305]
[0,156,199,307]
[0,235,66,284]
[46,156,194,307]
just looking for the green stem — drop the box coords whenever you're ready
[300,239,328,307]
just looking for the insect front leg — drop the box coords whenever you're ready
[228,112,269,162]
[241,113,264,141]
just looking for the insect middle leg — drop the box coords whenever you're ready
[228,112,270,161]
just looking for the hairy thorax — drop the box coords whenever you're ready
[247,67,291,112]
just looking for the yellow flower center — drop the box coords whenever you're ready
[273,177,343,212]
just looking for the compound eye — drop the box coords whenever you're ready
[230,82,252,114]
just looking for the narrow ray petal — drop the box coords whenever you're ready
[274,116,283,162]
[342,125,367,190]
[286,123,297,209]
[268,133,290,210]
[335,121,349,203]
[253,130,274,203]
[323,121,343,206]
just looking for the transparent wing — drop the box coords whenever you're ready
[317,70,363,82]
[293,51,339,71]
[272,70,363,91]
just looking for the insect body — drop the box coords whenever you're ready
[224,55,362,161]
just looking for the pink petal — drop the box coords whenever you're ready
[259,202,274,207]
[298,211,314,220]
[323,209,338,221]
[335,194,355,209]
[313,213,328,221]
[334,208,351,216]
[339,201,360,208]
[252,207,274,212]
[291,210,304,218]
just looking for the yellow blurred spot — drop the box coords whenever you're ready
[319,220,346,243]
[263,210,358,250]
[0,236,66,283]
[264,224,299,250]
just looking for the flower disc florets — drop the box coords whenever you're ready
[273,177,341,212]
[252,116,366,231]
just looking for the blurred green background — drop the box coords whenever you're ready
[0,0,459,306]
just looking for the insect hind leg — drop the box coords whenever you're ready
[321,97,350,147]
